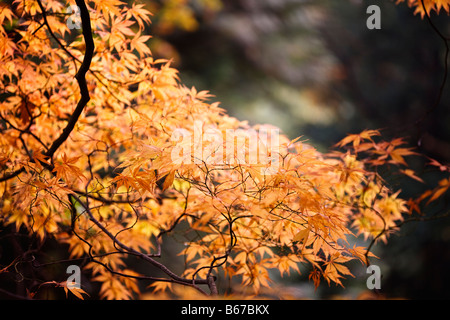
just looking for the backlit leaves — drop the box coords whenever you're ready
[396,0,450,17]
[0,0,448,300]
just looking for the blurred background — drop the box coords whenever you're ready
[140,0,450,299]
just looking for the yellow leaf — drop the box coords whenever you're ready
[336,130,379,148]
[400,169,424,183]
[68,286,89,300]
[161,170,176,191]
[293,228,309,244]
[61,281,89,300]
[428,179,449,203]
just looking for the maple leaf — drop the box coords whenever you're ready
[52,153,87,183]
[400,169,424,183]
[293,228,310,247]
[427,157,450,172]
[309,268,322,291]
[387,147,417,166]
[17,99,37,125]
[148,281,173,295]
[322,253,355,287]
[32,149,51,169]
[93,272,135,300]
[395,0,450,17]
[336,129,380,148]
[427,178,450,203]
[131,31,152,57]
[407,198,422,215]
[126,3,153,30]
[62,281,90,300]
[0,4,15,25]
[159,170,176,191]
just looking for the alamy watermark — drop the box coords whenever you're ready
[66,265,81,289]
[367,5,381,30]
[170,121,280,174]
[366,265,381,290]
[66,5,82,30]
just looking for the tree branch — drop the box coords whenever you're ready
[36,0,79,72]
[415,0,449,127]
[0,0,95,182]
[4,0,218,297]
[44,0,94,160]
[71,193,212,294]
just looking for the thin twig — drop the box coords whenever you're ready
[71,193,211,292]
[43,0,94,160]
[416,0,449,128]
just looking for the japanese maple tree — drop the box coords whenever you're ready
[0,0,448,299]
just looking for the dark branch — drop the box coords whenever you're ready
[71,193,212,293]
[36,0,79,72]
[44,0,95,159]
[415,0,449,127]
[1,0,95,182]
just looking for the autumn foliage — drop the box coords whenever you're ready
[396,0,450,17]
[0,0,449,299]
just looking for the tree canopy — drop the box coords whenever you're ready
[0,0,449,299]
